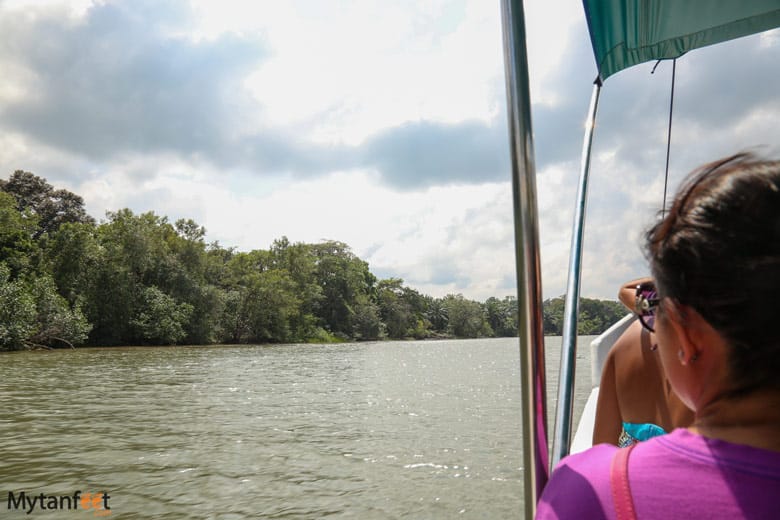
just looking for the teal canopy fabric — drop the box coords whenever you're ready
[583,0,780,81]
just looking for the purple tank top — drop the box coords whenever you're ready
[536,428,780,519]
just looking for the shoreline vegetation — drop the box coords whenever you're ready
[1,171,625,352]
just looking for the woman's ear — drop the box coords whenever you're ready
[660,300,732,410]
[662,300,703,365]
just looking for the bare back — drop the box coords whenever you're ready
[593,319,693,445]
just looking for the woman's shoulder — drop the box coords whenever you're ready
[608,320,649,370]
[536,444,617,519]
[629,429,780,518]
[538,429,780,519]
[537,428,780,520]
[647,428,780,476]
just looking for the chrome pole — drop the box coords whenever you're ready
[552,80,602,469]
[500,0,548,514]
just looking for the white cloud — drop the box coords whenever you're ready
[238,0,505,145]
[0,0,778,305]
[0,0,97,17]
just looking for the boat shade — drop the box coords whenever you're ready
[583,0,780,81]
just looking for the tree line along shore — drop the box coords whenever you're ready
[0,170,626,351]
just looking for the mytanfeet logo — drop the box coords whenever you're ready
[6,490,111,516]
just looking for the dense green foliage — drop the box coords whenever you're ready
[542,296,627,336]
[0,171,627,350]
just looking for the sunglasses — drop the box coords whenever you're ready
[635,281,660,333]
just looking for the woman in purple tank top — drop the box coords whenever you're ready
[538,153,780,519]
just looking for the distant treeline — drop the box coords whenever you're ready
[0,171,628,350]
[542,296,626,336]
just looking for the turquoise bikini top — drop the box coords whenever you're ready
[618,421,666,447]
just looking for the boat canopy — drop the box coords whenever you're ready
[583,0,780,81]
[501,1,780,515]
[551,0,780,471]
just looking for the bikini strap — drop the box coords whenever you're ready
[610,443,637,520]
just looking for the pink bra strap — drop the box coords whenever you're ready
[610,444,637,520]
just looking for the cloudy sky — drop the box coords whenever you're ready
[0,0,778,301]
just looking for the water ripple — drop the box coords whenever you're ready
[0,338,588,518]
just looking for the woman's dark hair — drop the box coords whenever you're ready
[645,152,780,396]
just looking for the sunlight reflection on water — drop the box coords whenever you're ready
[0,337,592,519]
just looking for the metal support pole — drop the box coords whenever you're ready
[500,0,548,514]
[551,80,602,469]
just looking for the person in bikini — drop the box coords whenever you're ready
[592,277,693,446]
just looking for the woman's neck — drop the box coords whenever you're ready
[690,389,780,451]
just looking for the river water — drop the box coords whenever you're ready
[0,337,595,519]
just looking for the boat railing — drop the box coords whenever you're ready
[500,0,548,515]
[569,313,635,455]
